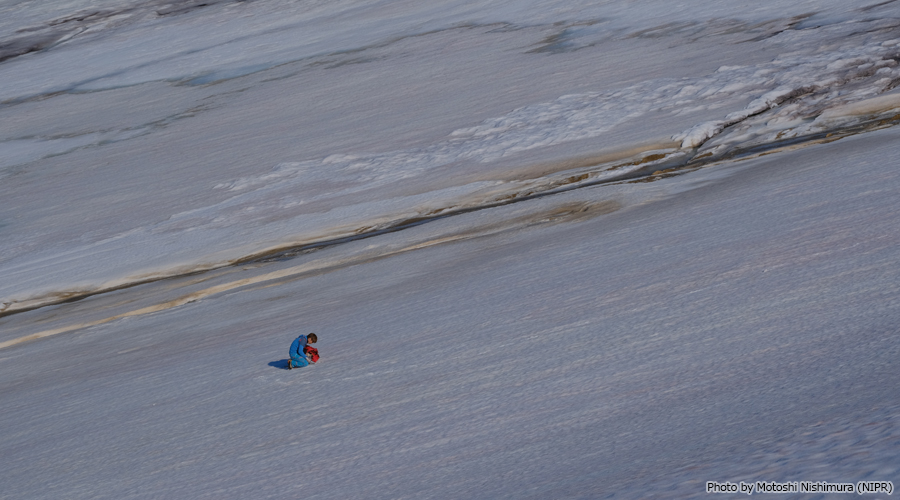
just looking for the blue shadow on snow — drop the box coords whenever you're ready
[269,359,292,370]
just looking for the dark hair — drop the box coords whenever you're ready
[307,333,318,343]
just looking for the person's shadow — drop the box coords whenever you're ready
[268,359,292,370]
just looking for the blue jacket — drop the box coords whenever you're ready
[289,335,308,360]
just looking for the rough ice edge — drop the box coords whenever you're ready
[672,86,817,148]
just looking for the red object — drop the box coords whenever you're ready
[303,345,320,363]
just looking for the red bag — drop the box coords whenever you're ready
[303,345,319,363]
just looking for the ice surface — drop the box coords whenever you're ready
[3,9,900,312]
[1,0,900,498]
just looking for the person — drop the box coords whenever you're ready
[288,333,318,369]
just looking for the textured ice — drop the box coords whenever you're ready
[4,20,900,312]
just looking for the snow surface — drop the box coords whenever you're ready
[1,0,900,498]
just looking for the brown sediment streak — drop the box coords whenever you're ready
[0,259,347,350]
[0,200,620,350]
[475,141,680,183]
[0,144,669,319]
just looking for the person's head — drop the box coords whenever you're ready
[307,333,318,344]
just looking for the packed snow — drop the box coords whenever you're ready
[1,0,899,498]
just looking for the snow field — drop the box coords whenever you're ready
[2,127,899,498]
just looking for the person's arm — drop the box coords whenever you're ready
[290,337,305,357]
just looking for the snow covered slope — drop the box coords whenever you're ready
[1,0,899,498]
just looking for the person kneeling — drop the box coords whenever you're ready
[288,333,318,369]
